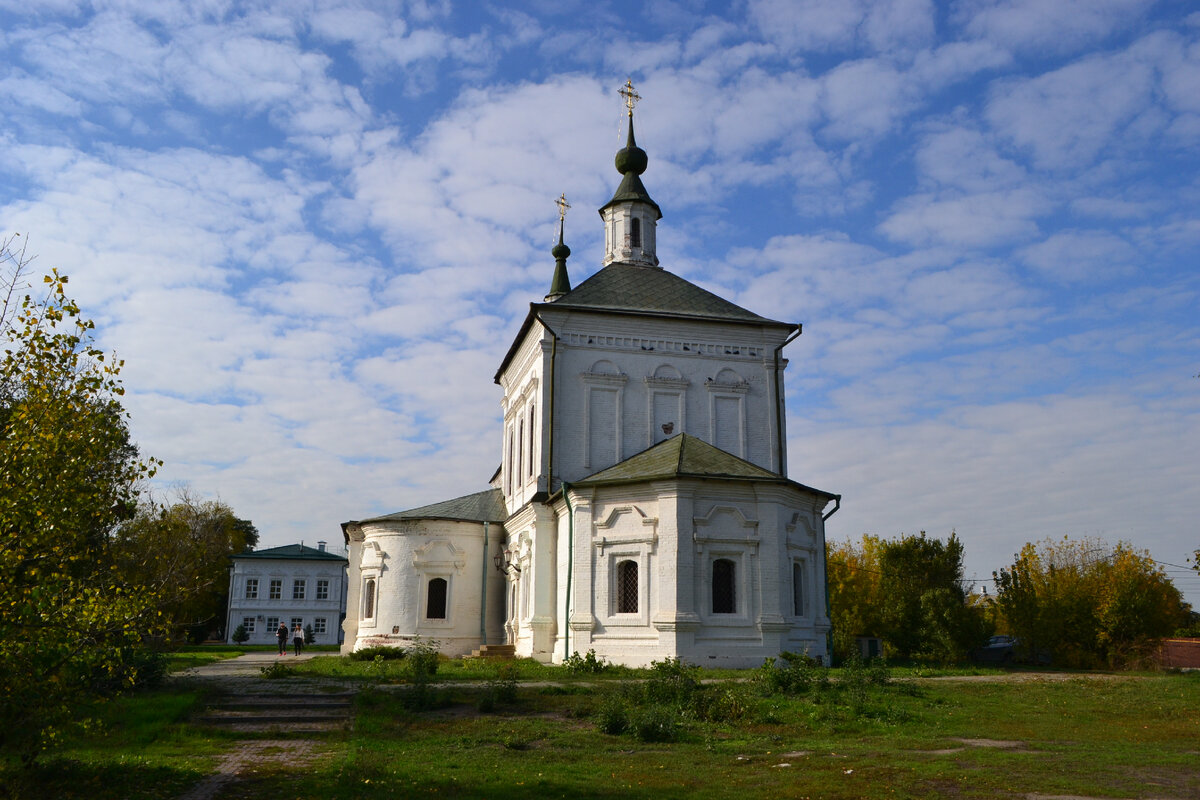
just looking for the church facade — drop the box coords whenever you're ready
[341,88,839,668]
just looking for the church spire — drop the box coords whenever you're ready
[600,79,661,268]
[545,193,572,302]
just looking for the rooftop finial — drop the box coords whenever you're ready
[619,78,641,118]
[546,193,572,301]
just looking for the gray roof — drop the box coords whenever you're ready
[231,543,347,562]
[359,488,508,525]
[571,433,837,499]
[550,262,790,326]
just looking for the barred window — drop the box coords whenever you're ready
[427,578,448,619]
[712,559,736,614]
[616,560,638,614]
[245,578,258,599]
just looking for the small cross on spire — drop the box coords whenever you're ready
[556,192,571,222]
[619,78,641,117]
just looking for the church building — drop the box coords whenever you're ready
[341,83,840,668]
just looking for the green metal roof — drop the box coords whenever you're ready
[359,488,508,525]
[571,433,838,500]
[231,543,347,562]
[548,262,792,326]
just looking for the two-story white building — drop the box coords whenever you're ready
[225,542,349,645]
[340,84,840,667]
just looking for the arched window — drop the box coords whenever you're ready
[505,427,514,494]
[792,562,804,616]
[712,559,736,614]
[363,578,376,619]
[616,560,638,613]
[426,578,448,619]
[630,216,641,248]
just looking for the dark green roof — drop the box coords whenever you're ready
[231,543,347,562]
[549,262,791,326]
[360,488,507,525]
[572,433,837,499]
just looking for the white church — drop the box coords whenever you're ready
[341,84,840,668]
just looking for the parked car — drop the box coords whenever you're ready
[972,635,1052,665]
[973,635,1017,663]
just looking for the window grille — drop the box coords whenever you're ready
[313,618,327,634]
[292,579,306,600]
[267,616,279,631]
[316,579,329,600]
[617,560,638,613]
[269,579,282,600]
[242,617,256,633]
[245,578,258,599]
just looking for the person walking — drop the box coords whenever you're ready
[292,623,304,656]
[276,621,288,656]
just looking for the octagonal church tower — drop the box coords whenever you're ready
[342,83,839,667]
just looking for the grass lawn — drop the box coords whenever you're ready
[4,661,1197,800]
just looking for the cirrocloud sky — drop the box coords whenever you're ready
[2,0,1198,604]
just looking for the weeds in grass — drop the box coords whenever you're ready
[562,649,609,674]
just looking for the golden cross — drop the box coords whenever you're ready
[618,78,641,116]
[556,192,571,222]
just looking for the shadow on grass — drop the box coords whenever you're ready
[1,758,207,800]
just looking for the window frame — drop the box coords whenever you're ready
[292,579,306,601]
[245,578,259,599]
[316,578,330,601]
[268,579,282,600]
[711,558,737,614]
[426,577,448,620]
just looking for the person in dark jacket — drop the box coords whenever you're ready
[276,622,288,655]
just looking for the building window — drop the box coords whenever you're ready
[792,562,804,617]
[363,578,376,619]
[242,617,256,633]
[313,618,327,635]
[528,403,536,478]
[245,578,258,599]
[291,617,303,630]
[426,578,448,620]
[293,579,306,600]
[505,428,514,494]
[630,216,641,248]
[269,579,282,600]
[712,558,736,614]
[316,579,330,600]
[517,419,524,483]
[266,616,279,632]
[616,560,638,614]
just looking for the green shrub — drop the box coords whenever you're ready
[756,650,829,696]
[563,649,609,674]
[349,646,407,661]
[596,694,629,735]
[645,657,699,707]
[231,624,249,645]
[630,703,681,742]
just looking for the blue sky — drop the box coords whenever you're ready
[2,0,1198,605]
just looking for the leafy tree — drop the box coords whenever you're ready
[0,240,164,763]
[110,493,258,642]
[826,535,885,661]
[876,531,989,663]
[994,536,1187,668]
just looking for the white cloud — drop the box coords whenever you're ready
[954,0,1156,55]
[1017,230,1137,284]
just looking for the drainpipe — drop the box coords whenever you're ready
[562,481,574,662]
[821,495,841,665]
[480,521,489,646]
[773,327,802,476]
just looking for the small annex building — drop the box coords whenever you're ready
[225,542,349,645]
[341,84,840,667]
